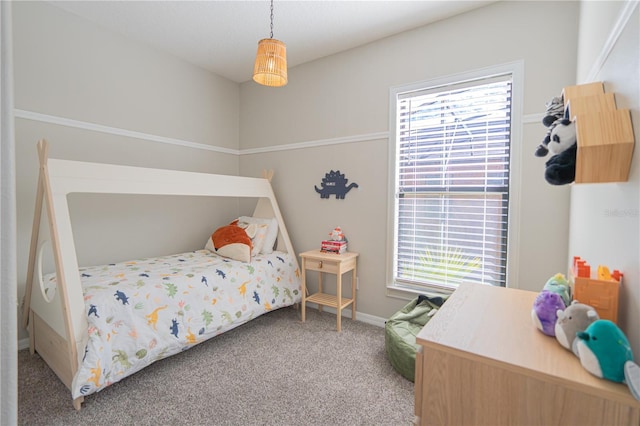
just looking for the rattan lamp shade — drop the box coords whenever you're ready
[253,38,288,87]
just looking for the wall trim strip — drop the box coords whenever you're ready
[523,113,544,124]
[239,131,389,155]
[14,109,239,155]
[585,0,639,83]
[15,108,543,155]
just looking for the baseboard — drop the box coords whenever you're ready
[304,303,387,328]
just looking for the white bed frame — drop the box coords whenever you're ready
[21,139,299,410]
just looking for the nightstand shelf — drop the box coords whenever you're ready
[300,250,358,331]
[305,292,353,310]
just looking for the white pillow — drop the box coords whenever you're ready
[239,220,268,255]
[238,216,278,254]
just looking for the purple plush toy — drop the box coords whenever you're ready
[531,290,566,336]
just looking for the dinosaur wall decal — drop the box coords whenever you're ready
[315,170,359,199]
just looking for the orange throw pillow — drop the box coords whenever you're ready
[209,220,254,262]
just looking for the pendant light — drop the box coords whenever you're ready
[252,0,287,87]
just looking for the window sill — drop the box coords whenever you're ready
[386,283,454,302]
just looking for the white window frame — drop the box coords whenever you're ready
[386,61,523,298]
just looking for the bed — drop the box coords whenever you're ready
[22,139,302,410]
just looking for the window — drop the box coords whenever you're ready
[389,66,520,293]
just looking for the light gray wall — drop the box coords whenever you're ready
[576,1,628,84]
[570,1,639,358]
[240,1,580,319]
[14,0,635,362]
[14,2,241,340]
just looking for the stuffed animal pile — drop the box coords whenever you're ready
[531,273,640,400]
[531,273,572,336]
[535,95,578,185]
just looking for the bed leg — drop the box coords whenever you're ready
[28,310,35,355]
[73,396,84,411]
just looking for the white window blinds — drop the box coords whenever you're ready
[393,75,512,290]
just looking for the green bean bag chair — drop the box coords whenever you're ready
[385,294,447,381]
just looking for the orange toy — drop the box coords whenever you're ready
[571,256,622,323]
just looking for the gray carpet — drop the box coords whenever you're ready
[18,307,414,425]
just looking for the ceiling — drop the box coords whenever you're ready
[51,1,496,84]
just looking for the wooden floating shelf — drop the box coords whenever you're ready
[562,82,635,183]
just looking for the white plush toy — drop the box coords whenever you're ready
[329,226,346,241]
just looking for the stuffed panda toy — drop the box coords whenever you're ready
[534,94,578,185]
[544,119,577,185]
[540,118,577,185]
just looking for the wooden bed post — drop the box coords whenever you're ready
[22,139,83,409]
[21,141,46,336]
[261,169,274,182]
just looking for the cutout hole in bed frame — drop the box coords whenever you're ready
[37,239,56,303]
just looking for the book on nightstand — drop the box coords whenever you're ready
[320,240,347,254]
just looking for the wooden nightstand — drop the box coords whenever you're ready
[300,249,359,331]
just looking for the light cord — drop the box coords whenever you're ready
[269,0,274,38]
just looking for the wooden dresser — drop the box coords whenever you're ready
[414,283,640,425]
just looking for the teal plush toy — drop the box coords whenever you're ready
[576,319,640,401]
[543,273,572,307]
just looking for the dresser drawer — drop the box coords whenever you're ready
[304,258,339,274]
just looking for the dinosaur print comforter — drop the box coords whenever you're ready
[43,249,301,399]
